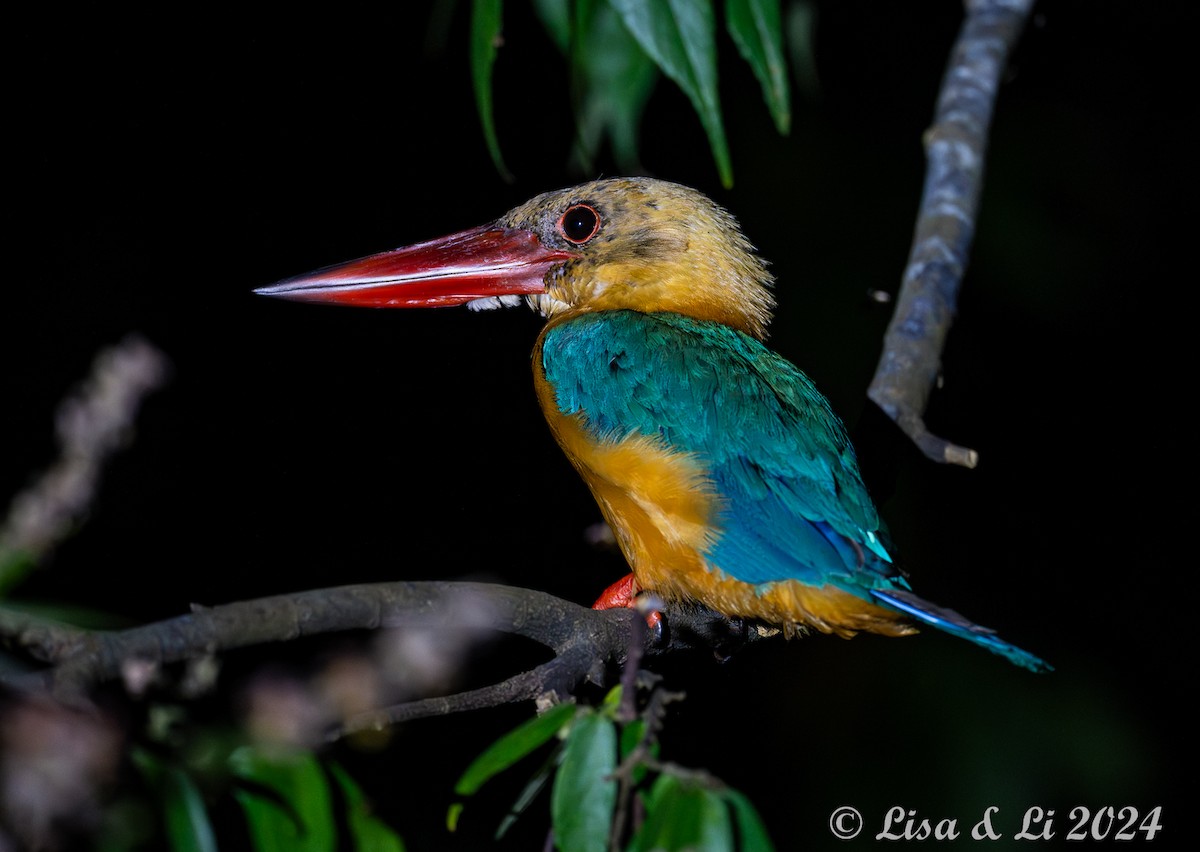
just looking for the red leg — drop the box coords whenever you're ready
[592,573,639,610]
[592,573,662,632]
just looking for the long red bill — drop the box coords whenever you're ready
[255,225,577,308]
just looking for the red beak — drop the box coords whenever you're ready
[256,225,577,308]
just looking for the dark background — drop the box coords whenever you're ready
[5,1,1188,848]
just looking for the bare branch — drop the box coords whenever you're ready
[2,581,775,716]
[868,0,1033,467]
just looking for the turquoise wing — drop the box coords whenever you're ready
[541,310,900,597]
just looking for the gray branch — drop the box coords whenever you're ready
[1,581,770,723]
[868,0,1033,467]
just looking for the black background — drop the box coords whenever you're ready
[5,1,1188,849]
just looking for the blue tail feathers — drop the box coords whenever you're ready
[871,588,1052,673]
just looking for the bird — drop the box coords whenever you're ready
[257,176,1049,672]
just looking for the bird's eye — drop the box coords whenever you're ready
[558,204,601,244]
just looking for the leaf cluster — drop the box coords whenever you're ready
[450,685,773,851]
[114,743,406,852]
[471,0,792,187]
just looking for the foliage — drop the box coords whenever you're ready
[450,685,774,851]
[471,0,791,187]
[121,744,406,852]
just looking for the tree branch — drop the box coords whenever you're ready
[868,0,1033,467]
[1,581,773,720]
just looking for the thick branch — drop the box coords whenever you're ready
[1,581,773,717]
[868,0,1033,467]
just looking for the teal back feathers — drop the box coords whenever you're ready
[542,310,894,591]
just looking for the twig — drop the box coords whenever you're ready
[609,677,686,849]
[868,0,1033,467]
[332,643,596,739]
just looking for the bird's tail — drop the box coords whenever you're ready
[871,588,1052,673]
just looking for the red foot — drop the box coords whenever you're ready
[592,573,639,610]
[592,573,662,631]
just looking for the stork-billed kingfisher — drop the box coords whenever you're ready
[258,177,1049,672]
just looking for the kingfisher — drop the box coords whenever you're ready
[257,177,1049,672]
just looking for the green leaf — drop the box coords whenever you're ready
[610,0,733,187]
[631,774,688,851]
[533,0,571,53]
[695,788,735,851]
[131,751,217,852]
[618,718,644,759]
[569,0,658,174]
[229,747,336,852]
[447,802,465,833]
[723,788,775,852]
[495,746,563,839]
[725,0,791,134]
[454,701,576,796]
[618,718,655,786]
[551,712,617,852]
[470,0,512,181]
[632,774,733,852]
[162,767,219,852]
[328,763,406,852]
[600,684,623,716]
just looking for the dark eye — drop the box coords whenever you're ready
[558,204,601,244]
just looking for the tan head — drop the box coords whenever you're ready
[502,178,775,339]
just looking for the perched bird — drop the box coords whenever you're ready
[258,177,1049,672]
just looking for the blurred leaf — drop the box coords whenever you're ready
[0,550,36,595]
[618,717,644,759]
[600,684,623,716]
[551,712,617,852]
[725,0,790,133]
[785,0,821,102]
[470,0,513,181]
[631,774,687,851]
[694,787,735,851]
[618,717,656,786]
[230,747,336,852]
[0,598,131,629]
[329,763,406,852]
[569,0,658,174]
[131,750,217,852]
[162,768,219,852]
[533,0,571,53]
[632,774,734,851]
[610,0,733,187]
[453,700,576,797]
[723,788,775,852]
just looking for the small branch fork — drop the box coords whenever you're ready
[868,0,1034,467]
